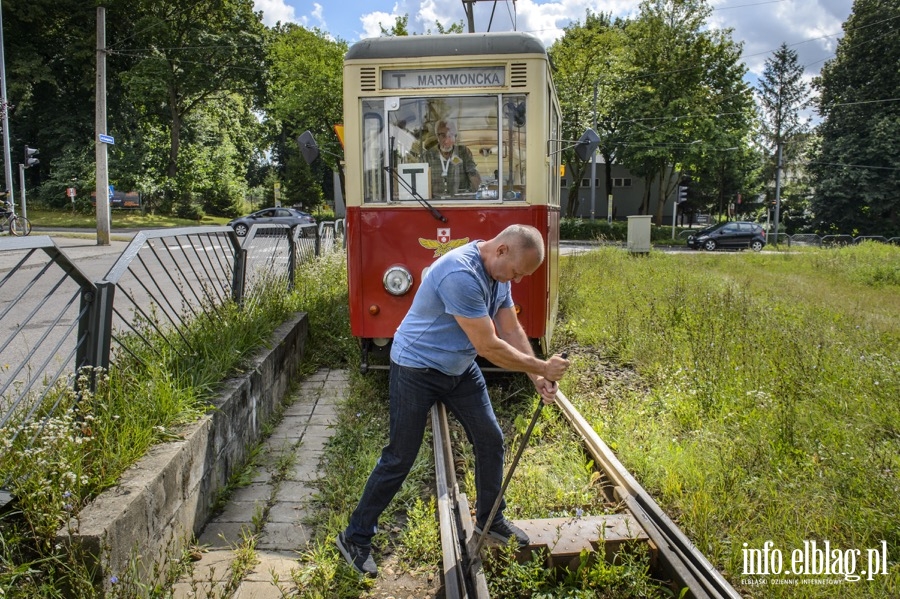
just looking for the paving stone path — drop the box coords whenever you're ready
[172,369,347,598]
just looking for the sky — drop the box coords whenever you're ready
[252,0,855,85]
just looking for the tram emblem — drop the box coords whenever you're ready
[419,228,469,257]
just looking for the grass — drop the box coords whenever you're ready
[25,203,336,231]
[24,207,230,229]
[293,347,671,596]
[4,220,896,596]
[556,242,900,597]
[0,251,342,596]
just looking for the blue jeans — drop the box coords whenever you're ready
[345,361,506,547]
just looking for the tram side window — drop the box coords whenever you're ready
[549,92,561,207]
[362,99,386,203]
[501,94,527,201]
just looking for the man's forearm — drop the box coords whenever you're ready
[478,339,547,378]
[493,324,542,380]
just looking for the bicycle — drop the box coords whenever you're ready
[0,209,32,236]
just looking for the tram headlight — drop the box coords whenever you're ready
[383,266,413,296]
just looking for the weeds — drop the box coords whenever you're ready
[0,266,317,596]
[485,541,674,598]
[558,244,900,597]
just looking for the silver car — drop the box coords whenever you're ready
[228,207,315,237]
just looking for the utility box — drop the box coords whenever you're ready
[627,215,652,253]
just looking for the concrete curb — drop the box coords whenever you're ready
[56,312,308,594]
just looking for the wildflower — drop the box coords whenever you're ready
[63,504,73,511]
[110,576,119,585]
[63,490,72,498]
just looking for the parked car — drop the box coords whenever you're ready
[687,221,766,251]
[228,207,315,237]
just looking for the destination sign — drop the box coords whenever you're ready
[382,67,505,90]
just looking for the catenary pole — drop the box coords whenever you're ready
[772,141,783,246]
[0,4,14,203]
[590,82,597,220]
[95,6,110,245]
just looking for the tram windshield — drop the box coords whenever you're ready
[361,95,527,203]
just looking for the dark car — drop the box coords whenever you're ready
[687,221,766,251]
[228,207,315,237]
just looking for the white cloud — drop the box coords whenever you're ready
[254,0,329,32]
[255,0,297,27]
[311,3,327,29]
[360,11,398,37]
[321,0,852,82]
[708,0,848,78]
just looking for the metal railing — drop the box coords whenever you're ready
[0,221,344,479]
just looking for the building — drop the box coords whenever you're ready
[560,158,680,223]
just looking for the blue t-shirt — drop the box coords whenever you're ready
[391,241,513,375]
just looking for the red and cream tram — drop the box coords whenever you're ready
[342,33,564,371]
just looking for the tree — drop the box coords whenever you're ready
[267,25,346,211]
[810,0,900,235]
[756,43,810,237]
[548,11,628,218]
[380,14,411,36]
[619,0,752,224]
[2,0,117,207]
[116,0,268,214]
[379,14,465,36]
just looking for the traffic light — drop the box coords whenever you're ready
[677,185,688,203]
[24,146,39,168]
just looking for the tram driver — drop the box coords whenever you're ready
[426,119,481,197]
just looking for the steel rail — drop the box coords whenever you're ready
[429,387,739,599]
[553,389,741,599]
[431,403,490,598]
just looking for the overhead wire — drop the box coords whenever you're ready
[105,49,268,75]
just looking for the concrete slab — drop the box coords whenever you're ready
[171,368,347,594]
[267,428,305,441]
[233,580,290,598]
[199,522,254,548]
[284,450,323,478]
[248,468,275,485]
[282,398,317,418]
[300,430,333,451]
[257,522,310,550]
[272,415,313,434]
[215,500,266,524]
[229,483,273,504]
[284,458,321,483]
[181,549,236,583]
[244,551,300,583]
[267,501,305,524]
[306,412,339,426]
[171,579,232,599]
[277,481,315,502]
[513,514,650,569]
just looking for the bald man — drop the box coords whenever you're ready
[337,224,569,576]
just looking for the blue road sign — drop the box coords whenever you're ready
[108,185,114,199]
[98,134,115,145]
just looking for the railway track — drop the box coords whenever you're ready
[430,388,742,599]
